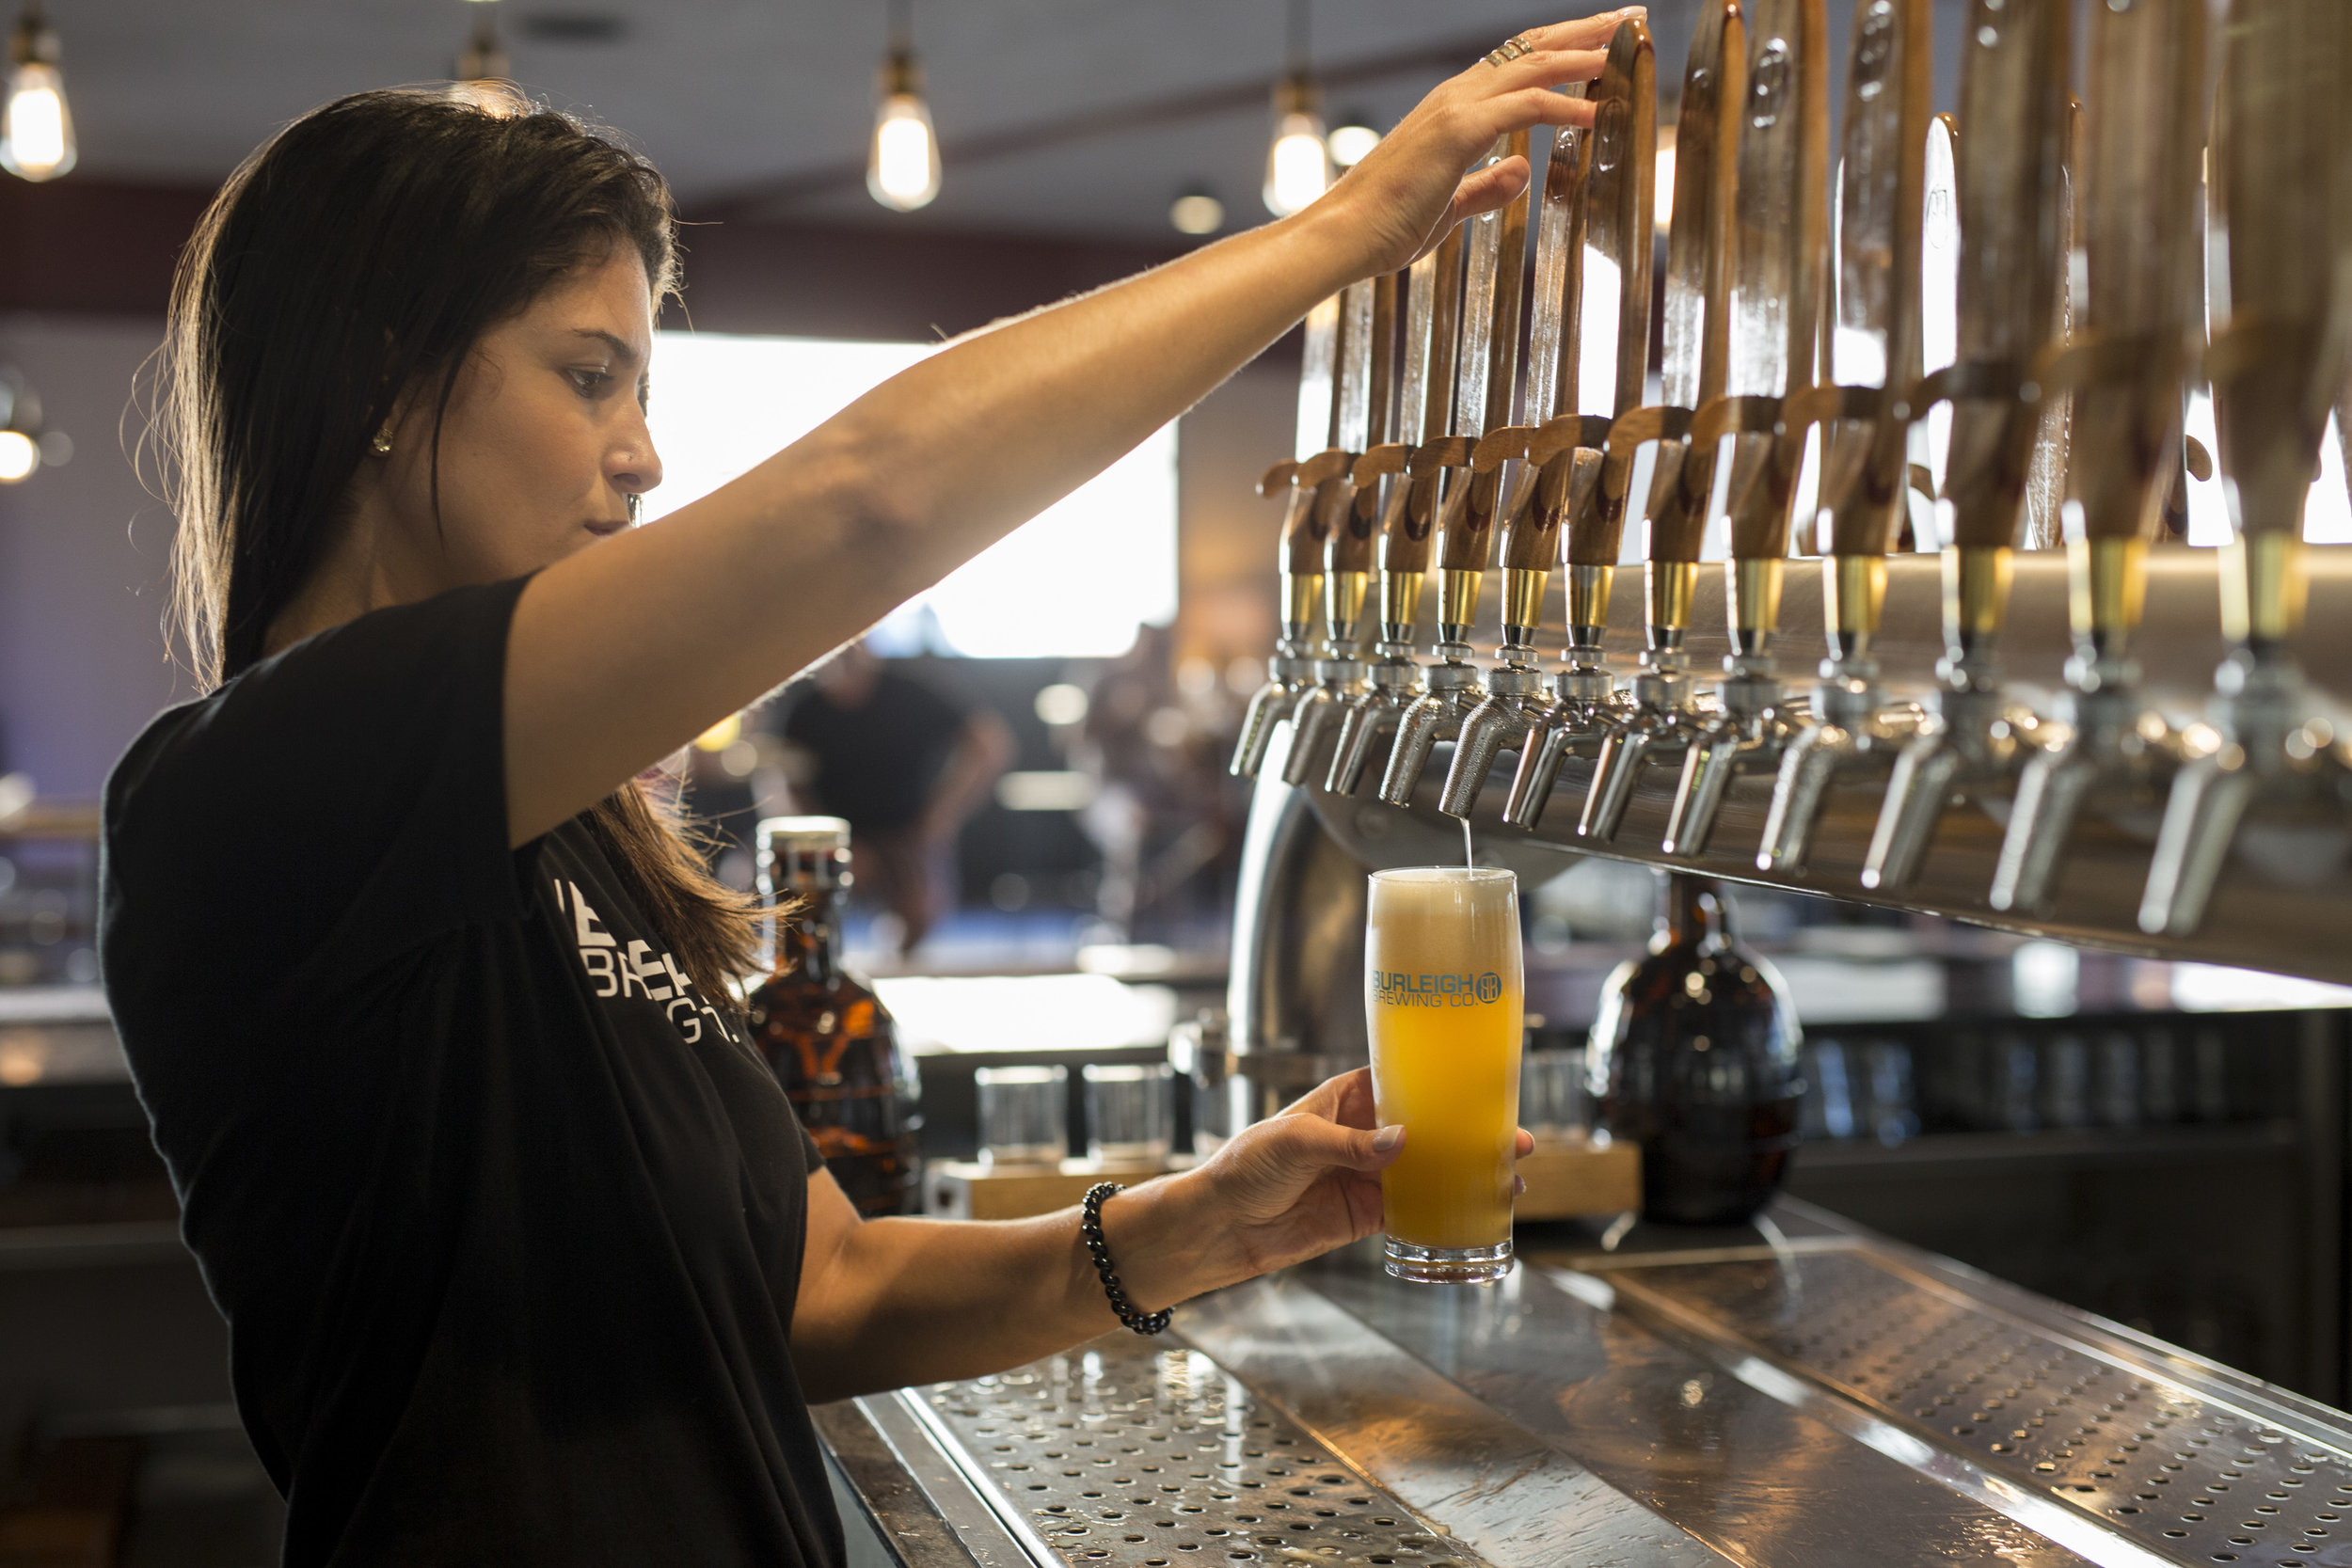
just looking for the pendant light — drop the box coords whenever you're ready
[1263,0,1328,217]
[2,2,74,183]
[867,0,940,213]
[0,370,45,483]
[454,0,511,85]
[1327,113,1380,171]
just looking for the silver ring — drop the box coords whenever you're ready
[627,493,642,525]
[1484,34,1535,67]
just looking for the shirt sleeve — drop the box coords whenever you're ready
[104,578,532,1003]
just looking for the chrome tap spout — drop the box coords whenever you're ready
[1663,659,1805,857]
[1327,651,1424,795]
[1377,646,1486,807]
[1279,645,1370,788]
[1437,661,1555,819]
[1579,666,1707,843]
[1987,667,2181,915]
[1862,677,2046,895]
[1756,658,1922,875]
[2139,650,2352,938]
[1499,659,1625,829]
[1230,646,1318,780]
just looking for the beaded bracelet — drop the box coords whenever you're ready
[1080,1181,1173,1336]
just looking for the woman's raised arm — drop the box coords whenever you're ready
[500,12,1633,845]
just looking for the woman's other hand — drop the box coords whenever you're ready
[1315,9,1645,278]
[1100,1068,1537,1313]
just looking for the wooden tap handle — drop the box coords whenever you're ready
[1528,414,1614,467]
[1909,358,2038,549]
[1353,444,1411,484]
[1378,467,1440,578]
[1435,467,1504,573]
[1330,472,1379,575]
[1278,449,1352,575]
[1501,451,1573,570]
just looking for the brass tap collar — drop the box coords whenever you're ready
[2065,537,2147,650]
[1823,555,1888,645]
[1502,567,1549,639]
[1646,560,1699,638]
[1728,557,1785,641]
[1439,568,1484,632]
[2219,531,2307,649]
[1566,564,1614,636]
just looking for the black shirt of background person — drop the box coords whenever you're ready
[780,668,968,834]
[101,580,840,1568]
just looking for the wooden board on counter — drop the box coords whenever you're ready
[924,1135,1638,1223]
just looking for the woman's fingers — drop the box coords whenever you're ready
[1516,1128,1536,1157]
[1522,9,1645,55]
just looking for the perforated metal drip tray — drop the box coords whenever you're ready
[821,1201,2352,1568]
[897,1339,1486,1567]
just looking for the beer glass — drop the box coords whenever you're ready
[1364,866,1523,1283]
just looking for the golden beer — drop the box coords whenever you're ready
[1364,867,1523,1282]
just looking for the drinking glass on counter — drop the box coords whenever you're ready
[1083,1062,1172,1166]
[1364,867,1523,1284]
[976,1066,1067,1167]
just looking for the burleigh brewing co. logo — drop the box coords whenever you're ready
[1374,970,1505,1007]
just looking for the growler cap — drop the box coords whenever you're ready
[757,816,851,855]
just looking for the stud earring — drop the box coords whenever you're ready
[369,427,393,456]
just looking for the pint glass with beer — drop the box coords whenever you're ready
[1364,867,1523,1282]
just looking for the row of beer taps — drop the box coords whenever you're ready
[1232,0,2352,941]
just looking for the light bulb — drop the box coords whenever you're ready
[867,50,940,212]
[1264,112,1329,217]
[1327,120,1380,169]
[0,429,36,483]
[1169,189,1224,236]
[3,5,75,184]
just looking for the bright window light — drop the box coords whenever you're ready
[643,331,1178,659]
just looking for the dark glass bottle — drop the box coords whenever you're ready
[1589,874,1803,1225]
[744,817,922,1216]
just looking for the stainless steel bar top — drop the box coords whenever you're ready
[819,1199,2352,1567]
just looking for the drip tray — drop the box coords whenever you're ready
[901,1337,1486,1567]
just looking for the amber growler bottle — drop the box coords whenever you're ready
[744,817,922,1216]
[1589,874,1803,1224]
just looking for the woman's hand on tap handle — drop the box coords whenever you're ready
[1329,9,1641,277]
[1102,1067,1536,1312]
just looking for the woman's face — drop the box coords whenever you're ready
[374,245,663,586]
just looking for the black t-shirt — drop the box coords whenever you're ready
[779,670,966,833]
[100,579,843,1568]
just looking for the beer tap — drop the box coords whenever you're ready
[1377,130,1534,807]
[1231,289,1345,778]
[1754,0,1933,876]
[2138,0,2352,938]
[1861,0,2072,895]
[1986,0,2205,914]
[1280,273,1398,786]
[1662,0,1831,859]
[1327,230,1468,794]
[1435,98,1594,820]
[1576,0,1746,843]
[1499,18,1661,830]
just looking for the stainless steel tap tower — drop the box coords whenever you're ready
[1220,0,2352,1125]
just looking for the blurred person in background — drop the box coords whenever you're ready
[1066,626,1232,944]
[771,640,1012,954]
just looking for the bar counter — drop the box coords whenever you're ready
[818,1198,2352,1567]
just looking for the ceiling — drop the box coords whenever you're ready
[40,0,1971,243]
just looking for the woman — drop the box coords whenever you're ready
[100,14,1628,1565]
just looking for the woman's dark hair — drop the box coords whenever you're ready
[155,84,760,1006]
